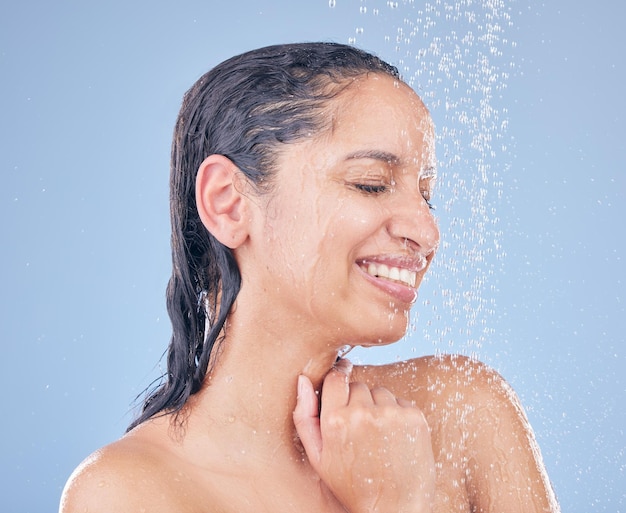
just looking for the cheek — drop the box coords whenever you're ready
[260,194,330,289]
[306,201,385,295]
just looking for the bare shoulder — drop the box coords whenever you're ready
[355,353,542,464]
[357,353,534,446]
[353,353,516,462]
[355,355,560,512]
[59,426,200,513]
[353,353,506,406]
[353,354,514,459]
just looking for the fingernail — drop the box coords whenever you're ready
[334,358,353,375]
[297,375,305,398]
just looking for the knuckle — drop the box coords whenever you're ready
[324,410,349,431]
[406,406,428,426]
[349,381,369,393]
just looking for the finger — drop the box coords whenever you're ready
[397,397,416,408]
[334,357,353,375]
[370,386,398,405]
[319,359,353,413]
[348,381,377,405]
[293,375,322,464]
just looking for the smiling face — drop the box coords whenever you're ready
[238,74,440,347]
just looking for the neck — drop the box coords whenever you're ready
[180,301,347,467]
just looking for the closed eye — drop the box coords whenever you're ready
[352,183,389,194]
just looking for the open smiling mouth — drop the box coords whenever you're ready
[359,262,418,288]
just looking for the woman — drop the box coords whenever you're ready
[60,42,559,512]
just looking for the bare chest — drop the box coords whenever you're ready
[180,460,470,513]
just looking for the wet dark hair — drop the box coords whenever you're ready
[128,42,400,430]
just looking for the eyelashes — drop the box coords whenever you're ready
[353,183,389,194]
[351,182,436,210]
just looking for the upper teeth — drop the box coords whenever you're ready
[363,263,417,288]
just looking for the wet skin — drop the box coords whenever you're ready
[60,75,558,513]
[235,72,440,350]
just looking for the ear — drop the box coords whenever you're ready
[195,154,250,249]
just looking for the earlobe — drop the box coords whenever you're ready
[195,154,250,249]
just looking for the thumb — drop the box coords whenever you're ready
[293,374,322,465]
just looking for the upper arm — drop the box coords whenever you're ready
[461,360,560,513]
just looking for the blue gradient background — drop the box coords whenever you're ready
[1,1,623,511]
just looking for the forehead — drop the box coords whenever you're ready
[336,74,430,121]
[269,74,435,182]
[323,74,434,164]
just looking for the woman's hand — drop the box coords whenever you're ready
[293,360,435,513]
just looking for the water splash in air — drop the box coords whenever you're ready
[340,0,515,358]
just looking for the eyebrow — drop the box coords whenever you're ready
[344,150,401,165]
[344,150,437,178]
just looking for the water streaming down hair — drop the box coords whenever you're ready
[128,42,400,430]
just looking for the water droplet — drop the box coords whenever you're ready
[328,0,336,7]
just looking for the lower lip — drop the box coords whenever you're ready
[356,265,419,304]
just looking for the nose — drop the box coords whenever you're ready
[386,192,439,256]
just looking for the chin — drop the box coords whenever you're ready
[358,338,402,349]
[353,315,410,347]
